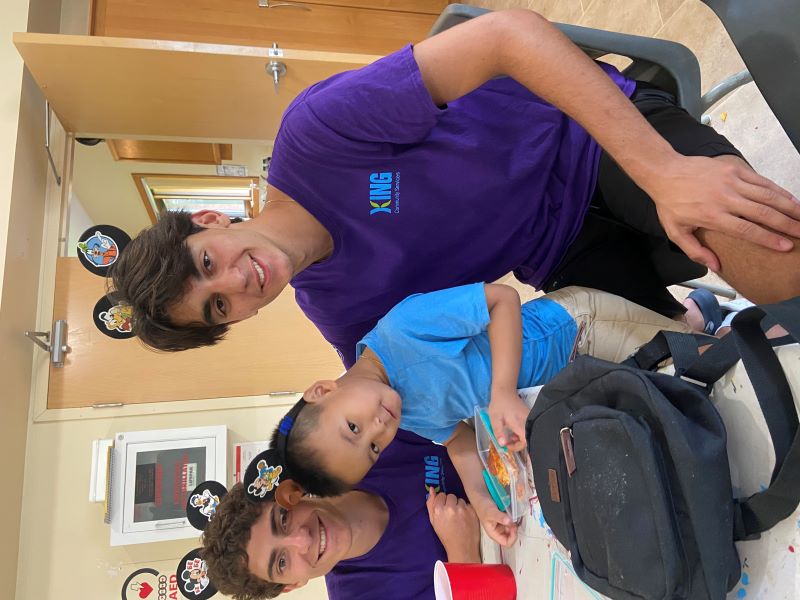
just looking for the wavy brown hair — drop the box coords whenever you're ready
[201,483,285,600]
[107,210,233,352]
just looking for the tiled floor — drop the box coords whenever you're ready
[462,0,800,304]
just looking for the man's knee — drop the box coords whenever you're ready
[697,229,800,303]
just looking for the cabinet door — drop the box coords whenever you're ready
[92,0,440,55]
[14,34,366,408]
[14,33,380,140]
[301,0,447,14]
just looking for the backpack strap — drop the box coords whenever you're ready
[729,298,800,538]
[624,330,716,373]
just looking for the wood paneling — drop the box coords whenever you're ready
[303,0,447,15]
[48,258,341,408]
[107,140,233,164]
[14,33,378,140]
[92,0,439,55]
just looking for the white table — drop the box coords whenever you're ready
[480,360,800,600]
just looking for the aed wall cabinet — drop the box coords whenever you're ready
[109,426,227,546]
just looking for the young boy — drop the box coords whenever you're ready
[264,284,694,546]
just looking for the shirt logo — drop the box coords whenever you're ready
[369,171,399,215]
[424,455,446,494]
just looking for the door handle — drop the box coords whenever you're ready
[266,42,287,95]
[258,0,310,9]
[25,319,70,367]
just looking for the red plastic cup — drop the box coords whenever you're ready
[434,560,516,600]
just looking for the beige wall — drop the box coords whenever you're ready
[1,0,54,598]
[72,141,272,236]
[16,403,330,600]
[4,3,322,600]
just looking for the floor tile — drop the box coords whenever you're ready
[526,0,583,23]
[578,0,662,37]
[657,0,685,24]
[706,83,800,197]
[654,0,745,94]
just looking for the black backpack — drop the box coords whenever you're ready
[525,297,800,600]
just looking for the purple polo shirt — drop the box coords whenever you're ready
[325,429,466,600]
[269,44,635,366]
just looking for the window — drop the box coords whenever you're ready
[133,173,259,223]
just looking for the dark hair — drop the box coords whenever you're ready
[272,402,351,497]
[201,483,285,600]
[107,210,231,352]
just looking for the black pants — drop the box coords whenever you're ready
[541,82,745,318]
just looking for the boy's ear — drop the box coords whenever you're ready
[275,480,306,509]
[303,380,338,404]
[191,210,231,229]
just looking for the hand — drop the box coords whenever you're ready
[426,488,481,563]
[473,493,518,548]
[646,154,800,271]
[488,388,529,451]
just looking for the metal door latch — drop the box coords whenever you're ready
[266,43,288,95]
[25,319,69,367]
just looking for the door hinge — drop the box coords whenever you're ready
[25,319,69,367]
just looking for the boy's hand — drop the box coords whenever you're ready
[426,488,482,562]
[489,388,530,451]
[473,494,518,547]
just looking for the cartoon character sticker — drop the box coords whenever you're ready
[247,460,282,498]
[99,302,133,333]
[76,224,131,277]
[77,230,119,268]
[93,295,136,340]
[181,557,210,596]
[190,489,220,521]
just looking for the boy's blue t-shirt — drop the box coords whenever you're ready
[357,283,576,443]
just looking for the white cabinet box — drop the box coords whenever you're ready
[109,425,226,546]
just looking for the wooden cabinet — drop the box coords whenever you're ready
[92,0,448,56]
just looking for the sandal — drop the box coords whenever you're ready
[686,289,722,335]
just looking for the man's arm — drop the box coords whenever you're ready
[426,489,482,563]
[412,9,800,270]
[483,284,528,450]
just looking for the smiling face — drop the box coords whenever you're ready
[303,379,402,486]
[168,212,294,327]
[246,497,352,589]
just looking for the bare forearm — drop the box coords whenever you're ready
[414,9,676,193]
[485,284,522,395]
[446,424,493,512]
[446,541,482,563]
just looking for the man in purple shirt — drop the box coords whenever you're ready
[201,430,478,600]
[110,9,800,364]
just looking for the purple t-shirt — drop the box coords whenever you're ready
[269,44,635,366]
[325,429,465,600]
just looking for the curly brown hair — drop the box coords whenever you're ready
[201,483,285,599]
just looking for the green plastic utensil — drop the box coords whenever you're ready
[482,469,511,511]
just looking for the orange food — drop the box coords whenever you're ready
[488,444,511,487]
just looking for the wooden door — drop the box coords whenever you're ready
[49,258,341,409]
[92,0,443,56]
[13,33,380,140]
[12,35,376,408]
[13,33,379,142]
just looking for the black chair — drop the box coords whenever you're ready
[700,0,800,153]
[429,4,703,118]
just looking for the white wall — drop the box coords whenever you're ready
[16,402,330,600]
[0,0,57,598]
[71,141,272,236]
